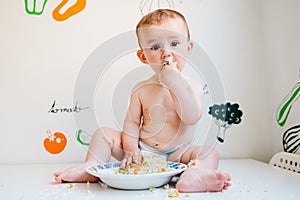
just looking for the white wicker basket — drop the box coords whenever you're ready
[269,152,300,173]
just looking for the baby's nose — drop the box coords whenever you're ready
[161,49,171,58]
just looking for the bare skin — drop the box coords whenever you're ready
[54,16,231,192]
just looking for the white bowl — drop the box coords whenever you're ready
[86,162,187,190]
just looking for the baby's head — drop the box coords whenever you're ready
[136,9,190,45]
[136,9,193,72]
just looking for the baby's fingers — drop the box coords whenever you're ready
[121,153,133,170]
[121,158,131,170]
[120,158,127,170]
[132,152,143,165]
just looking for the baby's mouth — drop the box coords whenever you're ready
[163,61,170,66]
[162,61,177,67]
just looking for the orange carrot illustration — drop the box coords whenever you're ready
[52,0,86,22]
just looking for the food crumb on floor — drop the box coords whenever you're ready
[149,187,156,192]
[168,189,179,198]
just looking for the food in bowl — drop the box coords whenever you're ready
[117,151,170,175]
[86,151,187,190]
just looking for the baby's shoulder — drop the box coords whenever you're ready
[131,78,154,93]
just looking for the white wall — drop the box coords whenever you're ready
[182,0,271,161]
[2,0,296,164]
[261,0,300,156]
[0,0,142,163]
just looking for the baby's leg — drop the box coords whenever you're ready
[54,127,124,183]
[174,146,231,192]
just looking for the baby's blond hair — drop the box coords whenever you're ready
[136,9,190,47]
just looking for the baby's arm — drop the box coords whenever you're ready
[121,86,143,166]
[159,65,203,125]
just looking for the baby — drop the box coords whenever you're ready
[54,9,231,192]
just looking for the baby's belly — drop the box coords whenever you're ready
[140,123,194,151]
[140,104,194,151]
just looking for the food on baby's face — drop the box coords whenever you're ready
[162,61,178,69]
[117,151,169,175]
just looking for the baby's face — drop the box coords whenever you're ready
[138,18,193,73]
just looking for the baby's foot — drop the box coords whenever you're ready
[176,167,231,192]
[54,162,99,183]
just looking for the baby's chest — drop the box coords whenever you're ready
[141,88,176,118]
[142,87,173,108]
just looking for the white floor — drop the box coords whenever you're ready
[0,159,299,200]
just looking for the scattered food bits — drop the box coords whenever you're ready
[67,184,73,189]
[130,163,142,174]
[117,169,127,174]
[264,189,268,192]
[184,193,191,197]
[158,167,167,173]
[86,181,90,189]
[187,160,200,168]
[168,189,180,198]
[190,161,197,166]
[179,165,185,169]
[149,187,156,192]
[163,184,169,190]
[92,167,98,172]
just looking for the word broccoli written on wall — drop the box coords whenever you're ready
[208,102,243,143]
[24,0,86,21]
[276,70,300,154]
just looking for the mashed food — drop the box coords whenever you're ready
[117,151,170,175]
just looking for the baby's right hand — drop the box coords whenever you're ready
[159,62,182,87]
[121,150,143,170]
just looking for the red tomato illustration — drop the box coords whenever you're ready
[44,131,67,154]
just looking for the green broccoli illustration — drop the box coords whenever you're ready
[208,102,243,143]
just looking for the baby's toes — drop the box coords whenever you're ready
[216,171,231,182]
[54,171,61,177]
[223,181,232,190]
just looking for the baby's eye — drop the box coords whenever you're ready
[150,44,161,51]
[170,41,180,47]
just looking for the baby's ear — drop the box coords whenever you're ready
[187,41,194,54]
[137,50,148,64]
